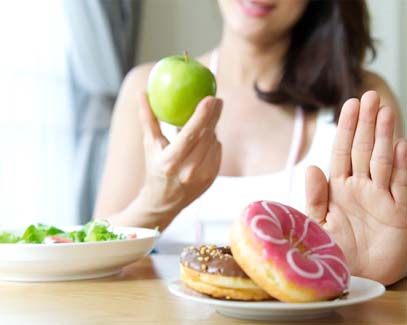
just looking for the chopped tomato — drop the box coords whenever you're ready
[48,236,73,243]
[127,233,137,239]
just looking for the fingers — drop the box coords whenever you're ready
[194,138,222,187]
[351,91,380,177]
[165,96,223,162]
[370,106,395,189]
[178,96,222,138]
[138,92,167,145]
[332,90,398,191]
[305,166,328,225]
[390,139,407,206]
[178,130,217,182]
[330,98,359,178]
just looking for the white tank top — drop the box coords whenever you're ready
[155,50,337,253]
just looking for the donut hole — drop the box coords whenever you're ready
[290,238,309,255]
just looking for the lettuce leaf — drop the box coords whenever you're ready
[0,231,21,243]
[68,229,86,243]
[21,224,65,243]
[1,220,126,244]
[84,220,124,242]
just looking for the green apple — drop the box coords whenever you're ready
[147,52,217,127]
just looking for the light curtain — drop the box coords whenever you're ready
[64,0,142,223]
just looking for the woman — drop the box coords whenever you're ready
[94,0,406,285]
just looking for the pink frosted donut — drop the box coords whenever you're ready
[230,200,350,302]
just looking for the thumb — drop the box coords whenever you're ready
[138,91,168,147]
[305,165,328,225]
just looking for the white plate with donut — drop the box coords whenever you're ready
[168,276,385,321]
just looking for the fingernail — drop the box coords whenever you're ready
[213,98,222,110]
[211,99,218,110]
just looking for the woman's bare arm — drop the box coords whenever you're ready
[94,64,153,219]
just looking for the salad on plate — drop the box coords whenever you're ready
[0,220,138,244]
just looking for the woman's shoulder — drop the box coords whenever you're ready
[361,70,393,94]
[360,70,399,107]
[124,62,156,90]
[112,62,156,122]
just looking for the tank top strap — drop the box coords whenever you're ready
[209,48,219,75]
[302,108,336,176]
[317,107,335,124]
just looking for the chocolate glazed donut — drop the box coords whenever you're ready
[180,245,271,301]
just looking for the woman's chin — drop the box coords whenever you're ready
[229,24,283,46]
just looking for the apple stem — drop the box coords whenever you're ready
[183,51,189,63]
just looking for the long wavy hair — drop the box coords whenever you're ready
[255,0,376,121]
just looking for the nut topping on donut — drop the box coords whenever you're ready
[180,245,249,278]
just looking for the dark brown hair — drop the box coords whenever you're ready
[255,0,376,121]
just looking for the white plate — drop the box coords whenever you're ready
[168,276,385,321]
[0,227,159,282]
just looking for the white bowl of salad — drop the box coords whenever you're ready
[0,220,159,282]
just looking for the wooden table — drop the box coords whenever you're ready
[0,255,405,324]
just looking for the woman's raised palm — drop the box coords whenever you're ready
[306,91,407,285]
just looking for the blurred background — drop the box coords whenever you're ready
[0,0,405,228]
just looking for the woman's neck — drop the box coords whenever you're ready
[217,28,290,89]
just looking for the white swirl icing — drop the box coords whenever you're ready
[273,202,296,243]
[311,253,349,272]
[251,201,349,288]
[318,259,346,287]
[287,248,324,279]
[303,231,336,256]
[293,217,311,248]
[261,201,283,232]
[251,215,288,245]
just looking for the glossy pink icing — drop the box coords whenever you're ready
[243,201,350,295]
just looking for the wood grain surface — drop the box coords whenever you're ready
[0,255,405,324]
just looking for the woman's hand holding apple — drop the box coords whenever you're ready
[133,92,223,230]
